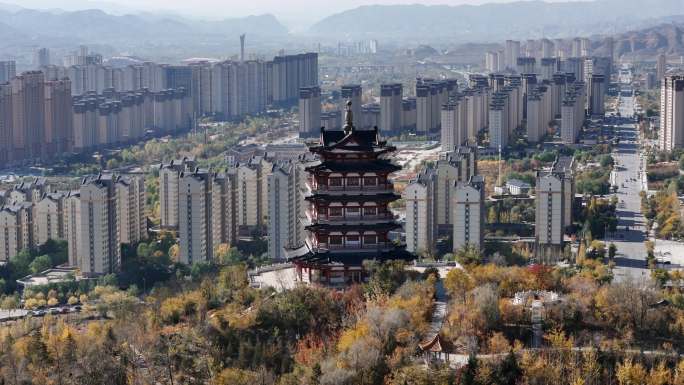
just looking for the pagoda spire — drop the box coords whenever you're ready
[343,100,354,133]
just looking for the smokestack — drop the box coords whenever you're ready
[240,34,246,62]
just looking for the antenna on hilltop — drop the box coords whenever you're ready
[240,34,246,62]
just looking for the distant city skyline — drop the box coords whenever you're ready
[0,0,590,29]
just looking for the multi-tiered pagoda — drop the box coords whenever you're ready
[287,101,413,286]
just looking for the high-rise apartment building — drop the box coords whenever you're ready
[0,61,16,83]
[211,171,237,250]
[116,176,146,245]
[34,192,66,246]
[404,168,437,255]
[178,168,213,264]
[267,162,299,260]
[0,202,34,262]
[535,156,574,263]
[452,175,485,253]
[540,58,559,81]
[516,57,536,75]
[441,96,467,151]
[159,157,196,229]
[44,78,73,156]
[298,86,321,138]
[435,148,477,231]
[271,53,318,106]
[0,83,12,164]
[505,40,521,69]
[65,191,80,267]
[11,71,45,160]
[526,85,552,143]
[485,52,499,72]
[560,82,586,144]
[657,54,666,82]
[540,39,555,58]
[660,75,684,151]
[588,74,606,117]
[34,48,51,68]
[380,83,402,134]
[78,174,120,276]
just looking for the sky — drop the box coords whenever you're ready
[0,0,586,28]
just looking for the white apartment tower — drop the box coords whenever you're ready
[178,169,213,264]
[299,86,321,138]
[78,174,120,276]
[659,75,684,151]
[159,157,196,229]
[535,156,574,263]
[441,100,466,152]
[452,175,485,253]
[34,192,66,245]
[267,162,298,260]
[403,168,437,255]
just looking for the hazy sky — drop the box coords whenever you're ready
[1,0,586,28]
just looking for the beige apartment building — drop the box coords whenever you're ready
[34,192,66,245]
[453,175,485,253]
[0,203,34,262]
[78,174,120,276]
[116,176,147,245]
[159,157,196,229]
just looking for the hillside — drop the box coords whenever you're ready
[0,7,289,47]
[308,0,684,42]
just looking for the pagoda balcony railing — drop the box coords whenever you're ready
[312,214,395,224]
[316,243,393,251]
[310,184,394,193]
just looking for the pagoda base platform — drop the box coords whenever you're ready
[285,243,414,287]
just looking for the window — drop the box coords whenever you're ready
[330,235,343,245]
[364,207,377,216]
[329,207,343,217]
[363,177,377,186]
[329,178,342,187]
[363,234,377,244]
[346,235,360,242]
[346,207,360,216]
[346,177,360,186]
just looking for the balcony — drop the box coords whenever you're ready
[309,183,394,194]
[312,213,395,225]
[315,242,394,251]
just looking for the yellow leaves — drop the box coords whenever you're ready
[486,332,511,354]
[544,328,573,350]
[337,320,369,352]
[648,361,672,385]
[212,368,259,385]
[616,358,647,385]
[444,268,474,302]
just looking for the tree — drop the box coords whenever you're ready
[608,243,617,259]
[444,268,474,303]
[454,244,483,266]
[616,358,647,385]
[600,154,615,168]
[29,255,52,274]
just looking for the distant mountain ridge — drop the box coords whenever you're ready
[0,6,289,47]
[308,0,684,42]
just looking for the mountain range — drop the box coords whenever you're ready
[0,5,289,48]
[309,0,684,42]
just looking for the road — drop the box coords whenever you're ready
[608,94,650,283]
